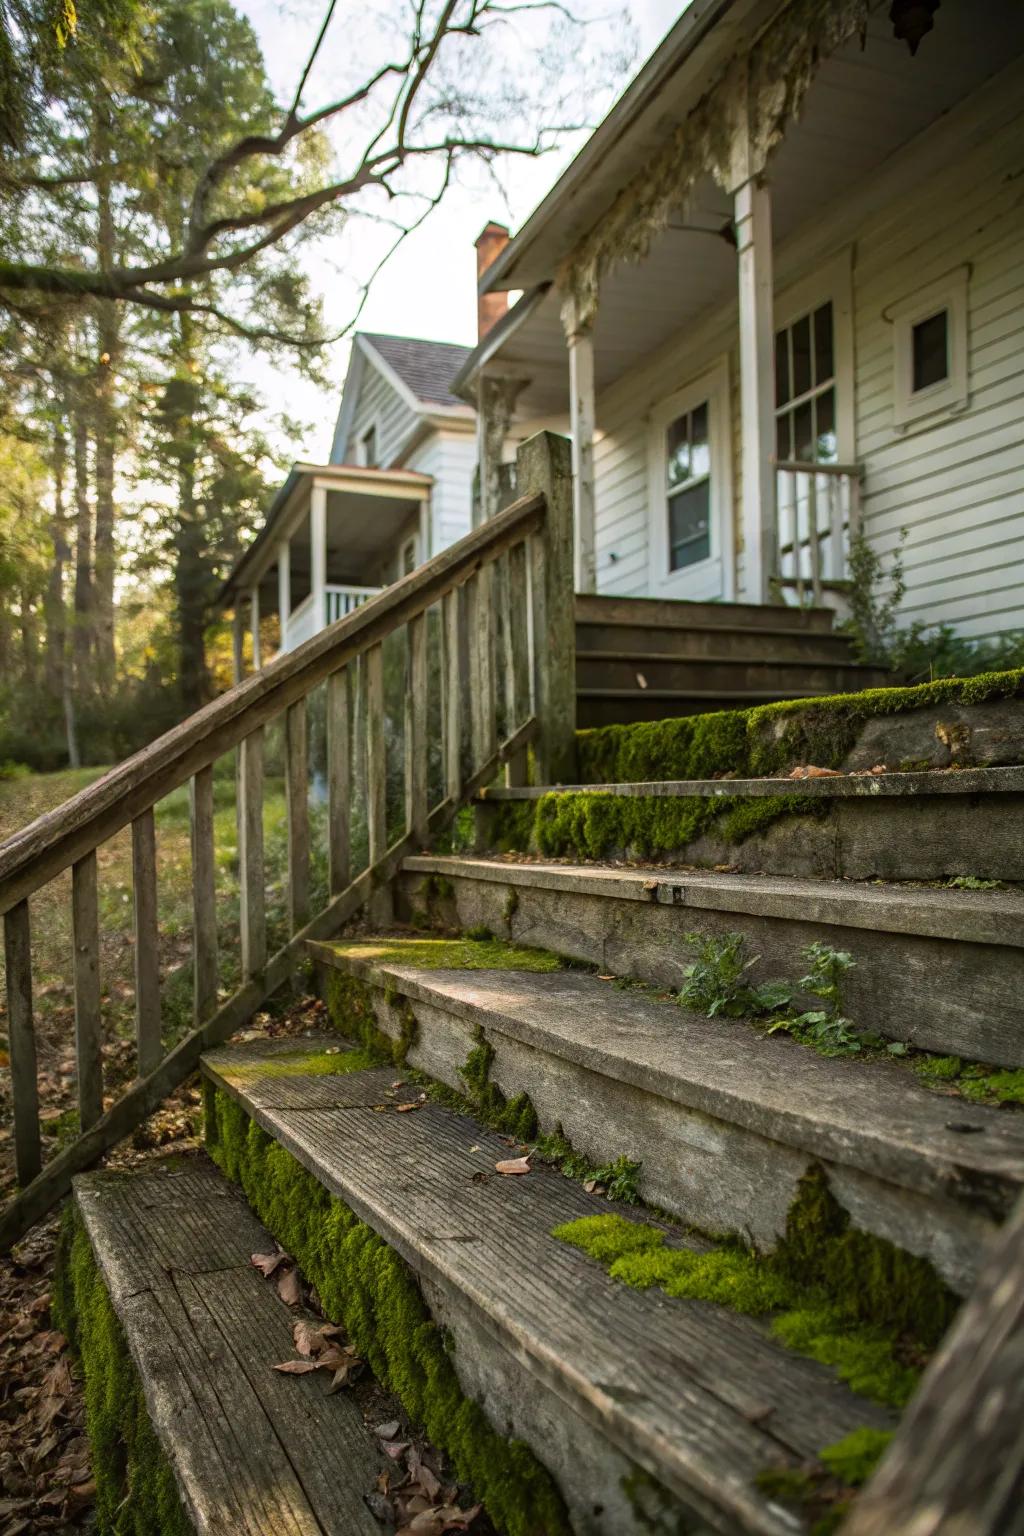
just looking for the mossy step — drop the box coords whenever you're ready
[308,939,1024,1296]
[201,1046,893,1536]
[66,1157,385,1535]
[398,855,1024,1066]
[475,767,1024,882]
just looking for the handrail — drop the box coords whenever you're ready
[772,458,863,478]
[0,489,544,914]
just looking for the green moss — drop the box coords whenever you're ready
[754,1427,892,1536]
[423,872,455,901]
[52,1208,194,1535]
[620,1465,697,1534]
[205,1087,569,1536]
[552,1161,955,1409]
[221,1046,381,1081]
[327,937,562,973]
[533,1130,642,1204]
[455,1027,539,1140]
[817,1427,893,1487]
[573,668,1024,786]
[915,1055,1024,1105]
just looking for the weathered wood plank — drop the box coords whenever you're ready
[189,767,218,1026]
[504,540,530,787]
[840,1191,1024,1536]
[442,586,462,803]
[405,612,428,844]
[285,699,309,933]
[71,852,103,1129]
[132,809,162,1078]
[326,667,350,895]
[0,716,537,1250]
[519,432,576,783]
[238,727,266,979]
[365,643,386,864]
[0,490,545,914]
[3,900,40,1186]
[468,563,497,771]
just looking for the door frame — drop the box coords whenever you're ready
[646,355,734,602]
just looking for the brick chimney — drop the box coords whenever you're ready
[475,221,510,341]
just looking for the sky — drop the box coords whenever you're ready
[234,0,689,460]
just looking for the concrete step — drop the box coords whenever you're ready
[68,1157,386,1535]
[577,688,883,728]
[475,766,1024,883]
[576,622,863,663]
[203,1041,894,1536]
[307,940,1024,1299]
[575,653,889,697]
[397,855,1024,1068]
[575,594,837,634]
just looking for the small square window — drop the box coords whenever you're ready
[912,310,948,393]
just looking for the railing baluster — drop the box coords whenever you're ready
[505,541,530,787]
[365,642,387,863]
[190,766,218,1025]
[405,613,429,843]
[132,809,162,1077]
[827,474,844,581]
[807,473,823,603]
[285,700,310,933]
[470,563,497,771]
[327,667,350,896]
[443,586,462,803]
[71,852,103,1127]
[4,901,40,1186]
[239,727,266,979]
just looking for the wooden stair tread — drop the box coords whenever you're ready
[308,943,1024,1220]
[479,765,1024,800]
[202,1047,891,1536]
[74,1157,384,1536]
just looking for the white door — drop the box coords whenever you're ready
[647,359,732,602]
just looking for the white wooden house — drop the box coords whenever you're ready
[457,0,1024,642]
[221,332,475,665]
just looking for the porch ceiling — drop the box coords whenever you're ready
[483,0,1024,419]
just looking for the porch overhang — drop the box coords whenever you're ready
[220,462,433,613]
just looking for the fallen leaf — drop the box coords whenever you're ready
[384,1439,412,1460]
[272,1359,321,1375]
[292,1319,343,1357]
[495,1156,531,1176]
[251,1249,289,1278]
[277,1267,302,1306]
[396,1103,421,1113]
[376,1420,401,1440]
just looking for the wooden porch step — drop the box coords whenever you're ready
[397,855,1024,1067]
[307,939,1024,1299]
[575,653,889,697]
[576,622,865,662]
[202,1042,894,1536]
[70,1157,385,1535]
[474,766,1024,883]
[575,594,838,633]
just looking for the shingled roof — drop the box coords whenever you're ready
[361,332,473,410]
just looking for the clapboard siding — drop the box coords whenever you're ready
[586,82,1024,636]
[342,357,419,468]
[406,431,475,553]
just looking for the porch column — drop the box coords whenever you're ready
[231,606,243,684]
[477,375,525,524]
[733,175,777,604]
[564,296,597,594]
[277,538,291,654]
[310,484,327,632]
[248,586,261,670]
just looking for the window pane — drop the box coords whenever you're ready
[814,302,834,385]
[666,415,691,488]
[793,399,814,462]
[668,481,711,570]
[775,329,790,406]
[792,314,812,398]
[912,310,948,392]
[815,388,837,462]
[690,402,709,479]
[776,410,792,461]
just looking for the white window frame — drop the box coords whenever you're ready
[400,533,418,577]
[889,266,969,431]
[358,420,380,468]
[774,248,855,464]
[647,357,733,602]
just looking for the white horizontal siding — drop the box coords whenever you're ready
[406,431,475,554]
[343,358,419,468]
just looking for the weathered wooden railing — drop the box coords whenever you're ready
[774,459,862,604]
[840,1188,1024,1535]
[0,431,574,1250]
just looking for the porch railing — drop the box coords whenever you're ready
[773,459,863,605]
[0,431,574,1251]
[282,585,382,654]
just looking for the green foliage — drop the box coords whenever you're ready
[205,1087,571,1536]
[456,1027,539,1140]
[52,1208,194,1535]
[915,1056,1024,1105]
[755,1427,891,1535]
[817,1427,893,1487]
[325,936,563,974]
[532,1128,642,1204]
[679,931,792,1019]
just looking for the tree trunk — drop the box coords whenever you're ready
[72,395,94,695]
[92,105,119,693]
[173,311,210,715]
[45,414,68,705]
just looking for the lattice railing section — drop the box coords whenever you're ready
[0,432,575,1249]
[774,459,862,604]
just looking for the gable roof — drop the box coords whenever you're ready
[360,333,473,409]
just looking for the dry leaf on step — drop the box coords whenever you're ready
[250,1249,289,1277]
[376,1420,401,1440]
[277,1267,302,1306]
[272,1359,321,1376]
[495,1156,531,1175]
[788,764,843,778]
[396,1102,421,1113]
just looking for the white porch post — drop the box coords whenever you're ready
[564,297,597,594]
[310,484,327,632]
[733,175,777,604]
[231,606,243,684]
[277,538,291,654]
[249,586,261,670]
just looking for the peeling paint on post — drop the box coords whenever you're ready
[516,431,577,785]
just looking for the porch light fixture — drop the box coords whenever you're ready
[889,0,939,56]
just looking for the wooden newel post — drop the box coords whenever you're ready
[515,430,576,784]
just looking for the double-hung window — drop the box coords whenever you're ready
[665,401,711,570]
[775,301,838,465]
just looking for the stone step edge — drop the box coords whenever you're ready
[400,855,1024,949]
[479,765,1024,801]
[306,940,1024,1221]
[577,650,878,671]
